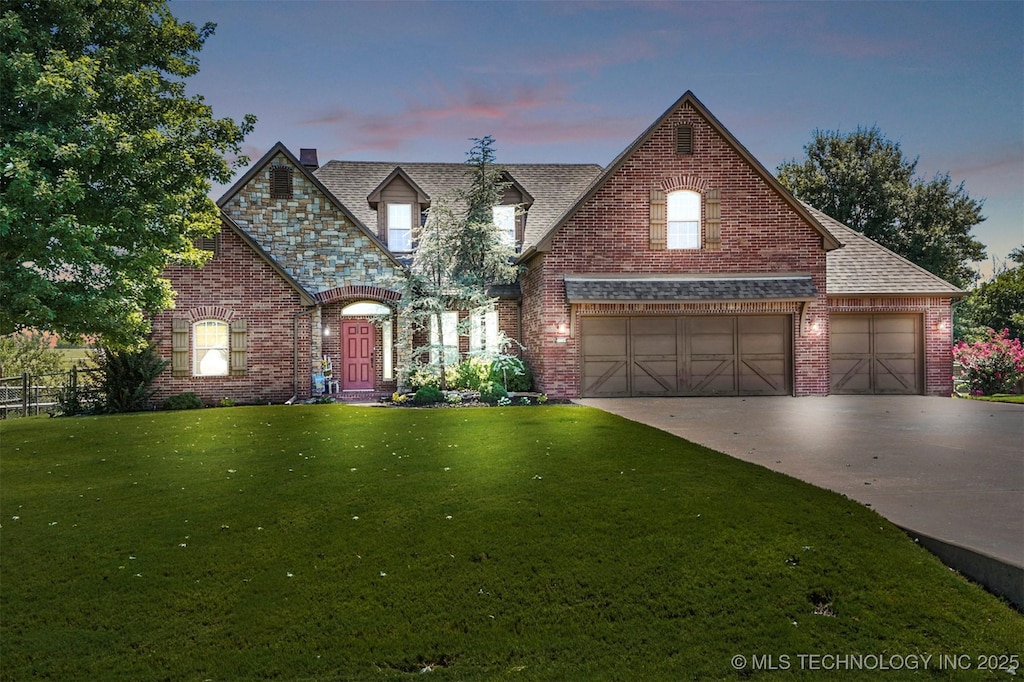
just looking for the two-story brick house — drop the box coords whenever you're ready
[151,92,962,404]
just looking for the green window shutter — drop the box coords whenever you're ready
[230,320,247,377]
[704,188,722,251]
[172,319,189,377]
[650,188,667,250]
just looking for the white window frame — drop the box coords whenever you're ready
[429,312,459,365]
[193,320,229,376]
[667,190,701,249]
[493,204,516,247]
[387,202,413,252]
[470,309,500,354]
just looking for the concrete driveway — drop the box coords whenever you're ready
[576,396,1024,572]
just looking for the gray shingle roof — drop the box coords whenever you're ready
[806,205,965,297]
[564,275,818,303]
[314,161,604,250]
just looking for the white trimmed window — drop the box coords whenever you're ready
[387,203,413,252]
[470,309,500,354]
[493,204,516,247]
[429,312,459,365]
[667,190,701,249]
[193,320,229,376]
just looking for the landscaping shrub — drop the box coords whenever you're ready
[93,343,168,413]
[406,365,441,390]
[478,380,508,404]
[162,392,204,410]
[489,355,532,391]
[413,385,444,405]
[449,356,490,390]
[953,328,1024,395]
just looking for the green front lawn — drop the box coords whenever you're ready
[1,406,1020,680]
[965,394,1024,404]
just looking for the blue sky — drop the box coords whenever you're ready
[171,0,1023,276]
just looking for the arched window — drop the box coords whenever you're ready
[193,320,229,376]
[341,302,391,317]
[667,190,701,249]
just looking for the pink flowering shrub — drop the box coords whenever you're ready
[952,328,1024,395]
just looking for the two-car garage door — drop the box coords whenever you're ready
[581,315,791,397]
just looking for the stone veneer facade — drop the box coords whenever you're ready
[221,152,404,294]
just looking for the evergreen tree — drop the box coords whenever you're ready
[397,137,518,389]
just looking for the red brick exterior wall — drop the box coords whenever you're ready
[152,225,311,405]
[829,296,955,396]
[522,100,831,398]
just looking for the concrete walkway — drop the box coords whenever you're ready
[576,396,1024,573]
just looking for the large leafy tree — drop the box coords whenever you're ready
[398,136,518,389]
[777,126,986,288]
[955,247,1024,342]
[0,0,255,347]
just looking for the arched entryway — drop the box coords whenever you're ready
[338,301,392,390]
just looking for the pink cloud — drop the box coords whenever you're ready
[303,78,605,155]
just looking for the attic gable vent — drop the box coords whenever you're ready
[270,165,293,199]
[676,125,694,155]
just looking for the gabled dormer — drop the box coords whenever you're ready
[495,171,535,251]
[367,166,430,254]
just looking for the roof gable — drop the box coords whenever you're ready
[526,91,841,258]
[367,166,431,209]
[217,142,402,271]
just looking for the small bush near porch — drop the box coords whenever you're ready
[1,406,1020,680]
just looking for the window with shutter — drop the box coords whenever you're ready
[667,190,701,249]
[270,165,293,199]
[649,188,667,250]
[193,320,229,376]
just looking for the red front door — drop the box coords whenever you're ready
[341,321,374,390]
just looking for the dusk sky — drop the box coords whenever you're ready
[171,0,1023,276]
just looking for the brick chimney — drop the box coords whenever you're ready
[299,148,319,171]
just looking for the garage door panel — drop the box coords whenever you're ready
[831,358,871,393]
[583,360,629,396]
[689,317,736,355]
[582,318,627,356]
[632,360,677,395]
[740,358,787,394]
[874,358,918,393]
[688,359,737,395]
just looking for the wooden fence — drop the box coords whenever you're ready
[0,367,103,418]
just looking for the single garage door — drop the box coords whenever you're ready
[830,314,922,394]
[581,315,791,397]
